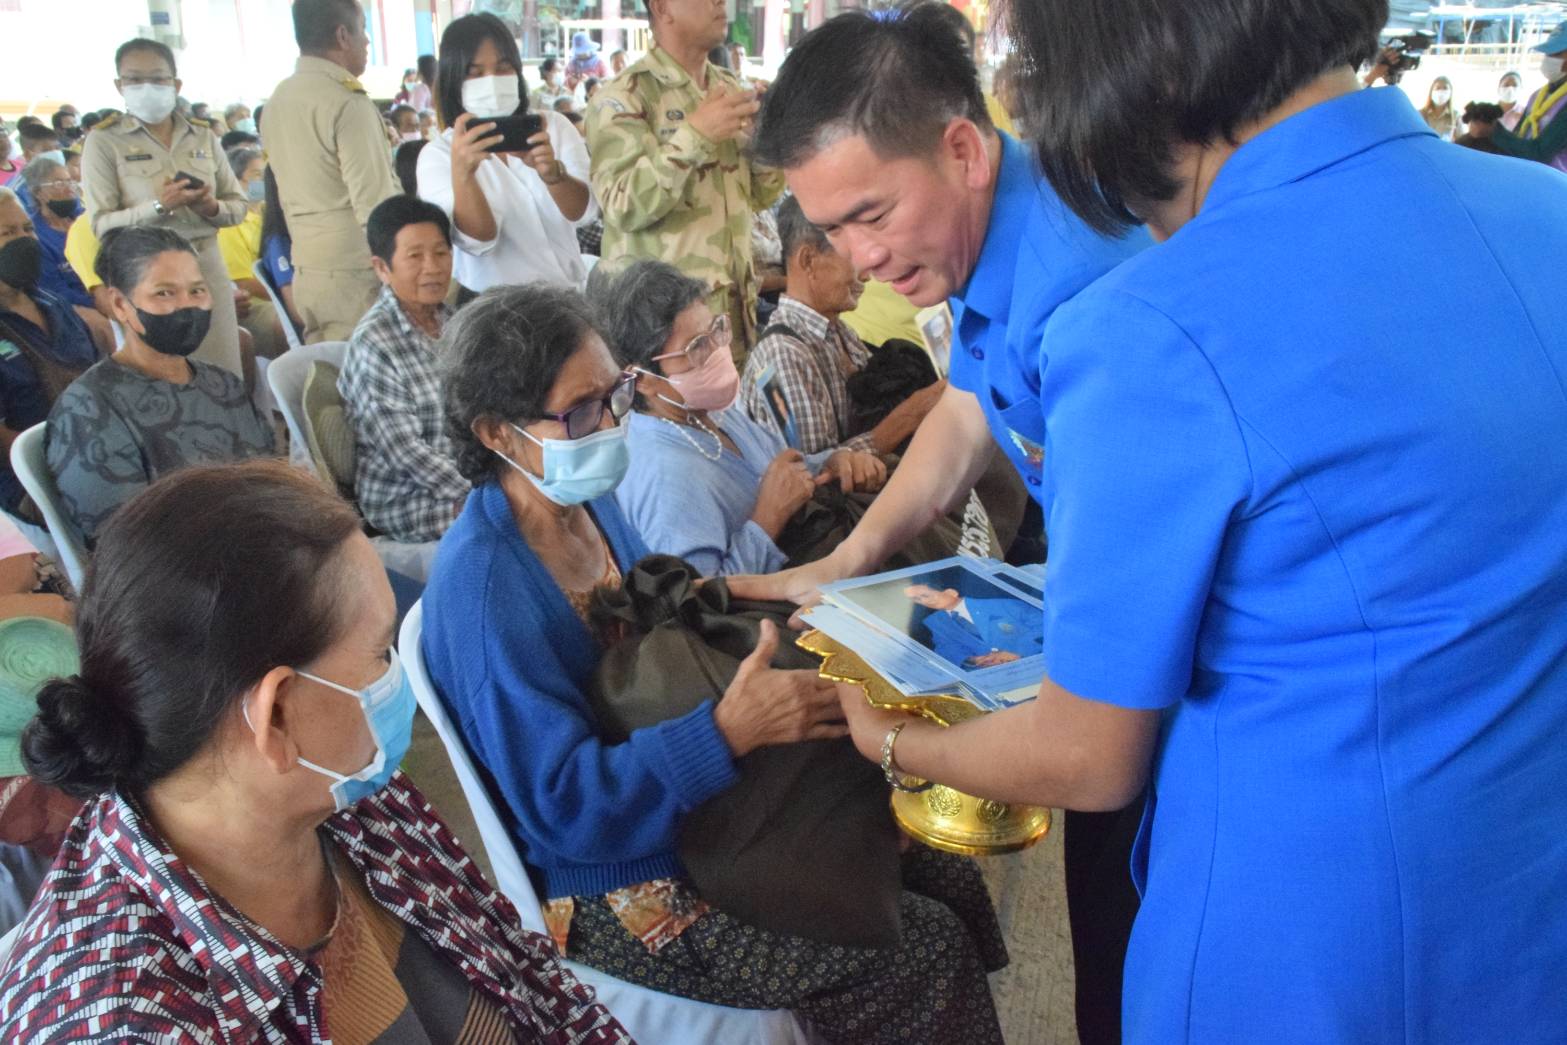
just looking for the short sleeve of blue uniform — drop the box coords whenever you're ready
[1038,291,1251,709]
[262,234,294,289]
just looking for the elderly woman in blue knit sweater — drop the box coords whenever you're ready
[421,284,1007,1044]
[592,259,888,576]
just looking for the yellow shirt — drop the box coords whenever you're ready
[985,93,1016,137]
[63,216,101,291]
[218,209,263,285]
[840,278,923,348]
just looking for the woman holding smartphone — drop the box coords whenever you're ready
[416,13,598,295]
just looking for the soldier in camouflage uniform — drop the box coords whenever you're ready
[585,0,785,360]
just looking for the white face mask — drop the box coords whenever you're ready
[462,75,521,119]
[1499,84,1520,104]
[1431,88,1452,106]
[1544,54,1566,82]
[121,83,177,125]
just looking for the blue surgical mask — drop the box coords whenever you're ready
[496,420,630,506]
[246,650,416,812]
[233,117,257,135]
[247,179,265,203]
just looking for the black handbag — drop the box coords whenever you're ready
[587,555,904,949]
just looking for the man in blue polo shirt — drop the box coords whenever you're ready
[746,6,1148,1041]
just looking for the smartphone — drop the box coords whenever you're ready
[173,170,206,191]
[483,113,545,154]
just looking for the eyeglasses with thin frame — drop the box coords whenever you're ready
[531,371,636,440]
[650,313,731,370]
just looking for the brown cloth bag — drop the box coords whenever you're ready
[587,555,903,949]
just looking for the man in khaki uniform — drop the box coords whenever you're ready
[82,38,247,376]
[586,0,785,358]
[262,0,398,343]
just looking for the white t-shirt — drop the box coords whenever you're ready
[415,110,598,292]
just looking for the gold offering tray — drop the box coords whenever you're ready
[798,630,1051,856]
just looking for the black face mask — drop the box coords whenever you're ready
[134,306,211,357]
[0,236,41,293]
[45,198,77,220]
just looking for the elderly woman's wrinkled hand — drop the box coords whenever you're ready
[822,450,887,494]
[713,619,846,757]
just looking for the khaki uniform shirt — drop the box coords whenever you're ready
[586,46,786,348]
[81,113,247,243]
[261,56,398,273]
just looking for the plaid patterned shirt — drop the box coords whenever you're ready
[739,295,877,455]
[339,285,470,542]
[0,773,631,1044]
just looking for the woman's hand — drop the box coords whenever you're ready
[714,620,846,757]
[821,450,887,494]
[751,449,820,538]
[450,112,502,179]
[836,681,916,764]
[519,128,565,184]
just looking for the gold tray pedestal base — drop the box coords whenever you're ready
[797,630,1051,857]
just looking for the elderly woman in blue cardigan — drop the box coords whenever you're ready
[420,284,1007,1044]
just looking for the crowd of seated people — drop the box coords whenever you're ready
[421,284,1006,1042]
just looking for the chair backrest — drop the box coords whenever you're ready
[267,341,348,478]
[9,423,89,589]
[398,601,547,935]
[251,259,304,352]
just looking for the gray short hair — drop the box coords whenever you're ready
[776,195,831,274]
[20,155,65,194]
[588,259,707,374]
[442,284,607,483]
[223,103,250,123]
[226,144,264,180]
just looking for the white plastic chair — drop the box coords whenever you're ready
[268,343,438,583]
[398,602,818,1045]
[9,423,89,589]
[251,260,304,352]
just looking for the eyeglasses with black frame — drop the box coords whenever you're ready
[651,313,731,370]
[531,371,637,440]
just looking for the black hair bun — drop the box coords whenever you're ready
[21,676,141,799]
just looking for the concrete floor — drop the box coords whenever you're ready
[402,713,1079,1044]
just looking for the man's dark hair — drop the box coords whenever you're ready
[1006,0,1388,234]
[50,110,74,132]
[17,124,59,151]
[190,102,210,119]
[114,37,178,76]
[220,129,260,150]
[389,103,417,123]
[366,194,451,263]
[80,112,104,132]
[540,57,559,74]
[753,2,991,171]
[14,116,42,130]
[293,0,361,53]
[776,195,831,273]
[442,285,607,482]
[436,13,528,127]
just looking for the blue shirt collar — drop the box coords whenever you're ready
[954,132,1037,323]
[1204,87,1436,213]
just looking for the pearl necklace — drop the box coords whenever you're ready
[654,411,723,461]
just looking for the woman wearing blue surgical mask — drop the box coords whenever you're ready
[0,459,631,1042]
[425,283,1004,1043]
[45,225,273,544]
[216,144,285,360]
[416,13,597,294]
